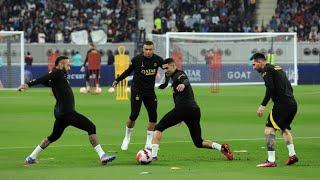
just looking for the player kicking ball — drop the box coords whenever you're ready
[18,56,115,165]
[151,58,233,161]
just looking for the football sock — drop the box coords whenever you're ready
[29,145,43,159]
[125,127,133,139]
[212,142,222,151]
[94,144,106,158]
[151,144,159,158]
[287,144,296,156]
[146,130,154,147]
[267,151,276,162]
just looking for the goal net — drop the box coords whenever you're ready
[0,31,24,89]
[152,32,298,86]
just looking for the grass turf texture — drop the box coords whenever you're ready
[0,85,319,179]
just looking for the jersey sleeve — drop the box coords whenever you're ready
[177,71,190,87]
[261,68,275,106]
[26,70,62,87]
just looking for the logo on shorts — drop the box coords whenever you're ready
[135,95,140,101]
[154,63,157,67]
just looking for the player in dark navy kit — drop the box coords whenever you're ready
[251,53,298,167]
[150,58,233,161]
[112,41,165,150]
[18,56,115,165]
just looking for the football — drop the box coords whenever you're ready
[108,87,115,93]
[136,149,152,165]
[79,87,87,94]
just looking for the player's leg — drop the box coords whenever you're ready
[68,111,115,165]
[121,91,143,150]
[183,107,233,160]
[143,93,158,149]
[280,105,298,165]
[95,69,100,89]
[85,67,90,91]
[151,108,182,160]
[25,117,68,164]
[257,126,277,167]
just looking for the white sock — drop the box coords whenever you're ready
[267,151,276,162]
[125,127,133,139]
[212,142,222,151]
[287,144,296,156]
[29,145,43,159]
[151,144,159,158]
[146,130,154,147]
[94,144,106,159]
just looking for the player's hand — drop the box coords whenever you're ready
[112,80,118,87]
[158,83,168,89]
[176,84,185,92]
[18,84,29,91]
[80,66,85,72]
[257,105,266,117]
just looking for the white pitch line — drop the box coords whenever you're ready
[0,136,319,150]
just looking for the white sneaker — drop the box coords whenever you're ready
[121,137,130,150]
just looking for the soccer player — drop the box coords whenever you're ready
[112,41,164,150]
[80,43,101,92]
[251,53,298,167]
[151,58,233,161]
[18,56,115,165]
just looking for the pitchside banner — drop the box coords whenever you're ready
[0,64,318,88]
[158,64,296,84]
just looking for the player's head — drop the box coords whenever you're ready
[55,56,71,72]
[143,41,154,58]
[162,58,176,76]
[251,53,266,73]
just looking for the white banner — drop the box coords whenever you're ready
[71,30,88,44]
[90,30,107,44]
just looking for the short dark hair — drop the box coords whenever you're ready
[55,56,69,66]
[250,53,266,61]
[144,41,154,46]
[163,58,174,65]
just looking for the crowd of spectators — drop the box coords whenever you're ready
[0,0,138,43]
[153,0,319,42]
[269,0,319,41]
[153,0,257,34]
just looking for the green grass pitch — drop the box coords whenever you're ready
[0,85,319,179]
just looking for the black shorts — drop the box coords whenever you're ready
[266,104,297,130]
[130,90,157,122]
[155,106,203,147]
[48,111,96,142]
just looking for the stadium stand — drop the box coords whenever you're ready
[153,0,319,42]
[269,0,319,41]
[0,0,139,43]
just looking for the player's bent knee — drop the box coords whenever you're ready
[87,123,96,135]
